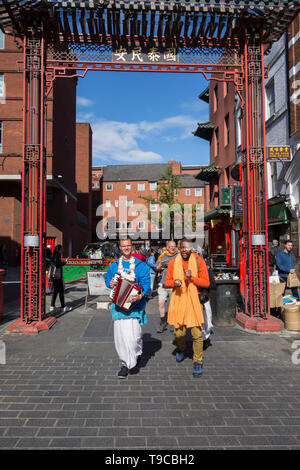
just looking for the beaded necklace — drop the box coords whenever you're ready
[118,256,135,282]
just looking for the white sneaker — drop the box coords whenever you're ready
[62,306,72,313]
[49,306,55,312]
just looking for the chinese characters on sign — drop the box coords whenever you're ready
[267,146,291,161]
[112,46,178,64]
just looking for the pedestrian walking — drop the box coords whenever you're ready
[105,238,151,379]
[276,239,299,299]
[155,240,178,333]
[49,245,72,313]
[145,249,157,298]
[268,239,280,272]
[165,238,210,377]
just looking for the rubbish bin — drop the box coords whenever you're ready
[210,279,241,326]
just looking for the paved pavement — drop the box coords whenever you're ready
[0,279,300,450]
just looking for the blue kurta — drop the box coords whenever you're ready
[105,257,151,325]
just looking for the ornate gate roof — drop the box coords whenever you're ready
[0,1,299,44]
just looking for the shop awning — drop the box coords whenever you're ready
[195,162,218,182]
[204,206,231,222]
[267,203,288,226]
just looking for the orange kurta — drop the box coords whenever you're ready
[165,253,210,328]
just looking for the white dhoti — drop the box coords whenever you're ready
[202,301,213,340]
[114,318,143,370]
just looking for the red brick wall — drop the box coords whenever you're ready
[288,12,300,138]
[76,123,92,241]
[0,34,90,261]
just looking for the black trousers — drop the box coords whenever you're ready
[50,279,65,308]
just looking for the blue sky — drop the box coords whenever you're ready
[76,71,210,167]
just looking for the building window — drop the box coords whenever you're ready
[0,121,2,153]
[116,221,121,229]
[126,183,131,190]
[215,128,219,156]
[195,188,202,197]
[127,221,132,229]
[105,200,110,208]
[138,183,145,191]
[266,80,275,119]
[106,184,113,191]
[185,189,191,196]
[126,200,133,207]
[97,172,101,177]
[150,204,157,212]
[0,74,4,97]
[213,85,218,112]
[0,31,4,49]
[138,221,145,230]
[225,114,230,146]
[174,189,179,196]
[150,182,157,191]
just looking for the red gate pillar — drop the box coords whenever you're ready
[8,28,56,333]
[236,33,283,332]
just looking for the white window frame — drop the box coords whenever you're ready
[105,200,111,208]
[126,183,131,190]
[126,200,133,207]
[138,183,145,191]
[127,221,132,229]
[106,183,113,191]
[266,80,275,120]
[185,189,191,196]
[150,182,157,191]
[0,31,4,50]
[138,221,145,230]
[195,188,202,197]
[150,204,158,212]
[115,200,119,207]
[0,74,4,97]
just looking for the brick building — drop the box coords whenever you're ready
[0,32,91,263]
[194,81,241,266]
[91,160,208,246]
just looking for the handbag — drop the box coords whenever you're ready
[48,262,61,280]
[287,273,300,288]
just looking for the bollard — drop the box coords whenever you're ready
[0,269,4,323]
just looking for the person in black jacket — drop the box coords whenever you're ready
[50,245,72,313]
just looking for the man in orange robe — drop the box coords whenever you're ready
[165,238,210,377]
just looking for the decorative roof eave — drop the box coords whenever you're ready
[193,121,214,141]
[198,86,209,104]
[204,206,230,222]
[0,1,299,44]
[195,162,218,181]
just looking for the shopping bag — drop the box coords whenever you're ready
[203,301,213,340]
[287,273,300,288]
[269,282,285,308]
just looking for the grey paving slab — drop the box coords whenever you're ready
[0,280,300,449]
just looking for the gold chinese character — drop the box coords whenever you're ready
[114,47,127,62]
[164,48,177,62]
[148,47,160,62]
[131,47,143,62]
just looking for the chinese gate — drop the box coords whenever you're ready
[0,0,298,332]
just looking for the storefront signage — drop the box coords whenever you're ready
[220,187,232,207]
[234,186,243,216]
[112,46,179,64]
[267,146,291,161]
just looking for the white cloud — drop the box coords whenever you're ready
[77,96,94,107]
[91,114,199,164]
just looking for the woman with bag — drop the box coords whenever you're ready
[49,245,72,313]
